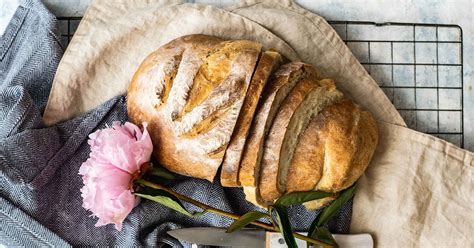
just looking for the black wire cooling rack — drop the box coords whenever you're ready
[57,18,464,148]
[329,21,464,148]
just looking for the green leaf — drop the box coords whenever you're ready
[150,166,175,180]
[309,227,338,247]
[271,205,297,248]
[267,206,278,229]
[274,191,334,206]
[226,211,270,233]
[135,188,205,217]
[316,184,357,227]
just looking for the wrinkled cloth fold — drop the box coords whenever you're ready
[351,121,473,247]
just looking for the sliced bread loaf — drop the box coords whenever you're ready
[238,62,316,205]
[220,51,282,187]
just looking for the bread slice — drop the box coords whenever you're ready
[238,62,316,205]
[220,51,282,187]
[259,78,344,205]
[127,35,262,181]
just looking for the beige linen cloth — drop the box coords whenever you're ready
[43,0,473,246]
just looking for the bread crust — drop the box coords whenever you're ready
[276,79,343,194]
[338,111,378,190]
[259,78,319,203]
[287,99,360,193]
[238,63,315,187]
[286,100,379,210]
[220,51,282,187]
[259,78,343,204]
[238,63,316,206]
[127,34,261,181]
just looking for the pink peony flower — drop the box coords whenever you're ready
[79,121,153,230]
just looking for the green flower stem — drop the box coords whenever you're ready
[136,179,334,248]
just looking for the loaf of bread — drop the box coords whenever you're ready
[128,35,261,181]
[127,34,379,209]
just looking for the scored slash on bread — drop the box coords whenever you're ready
[127,34,379,210]
[128,35,261,181]
[220,51,283,187]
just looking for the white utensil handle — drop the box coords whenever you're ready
[266,232,373,248]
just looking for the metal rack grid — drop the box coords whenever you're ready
[328,21,464,148]
[56,18,465,148]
